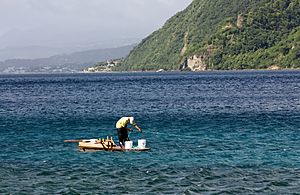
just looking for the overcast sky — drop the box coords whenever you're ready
[0,0,192,55]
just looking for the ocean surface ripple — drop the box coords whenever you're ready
[0,71,299,194]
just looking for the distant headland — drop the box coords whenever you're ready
[86,0,299,72]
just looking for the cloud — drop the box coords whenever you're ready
[0,0,192,50]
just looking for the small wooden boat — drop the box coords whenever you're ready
[65,137,150,152]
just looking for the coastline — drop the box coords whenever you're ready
[81,67,300,74]
[0,67,299,75]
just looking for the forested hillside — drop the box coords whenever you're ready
[118,0,300,71]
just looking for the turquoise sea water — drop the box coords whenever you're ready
[0,71,299,194]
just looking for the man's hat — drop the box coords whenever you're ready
[129,117,135,124]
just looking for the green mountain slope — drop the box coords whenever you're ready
[118,0,300,71]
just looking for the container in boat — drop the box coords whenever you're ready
[90,139,98,143]
[124,141,133,149]
[138,139,146,149]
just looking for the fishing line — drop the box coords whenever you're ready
[146,131,197,139]
[124,129,198,139]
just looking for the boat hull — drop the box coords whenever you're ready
[78,141,150,152]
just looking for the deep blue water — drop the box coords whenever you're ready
[0,71,299,194]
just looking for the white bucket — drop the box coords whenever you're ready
[124,141,133,149]
[138,139,146,149]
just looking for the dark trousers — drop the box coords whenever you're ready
[117,127,129,146]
